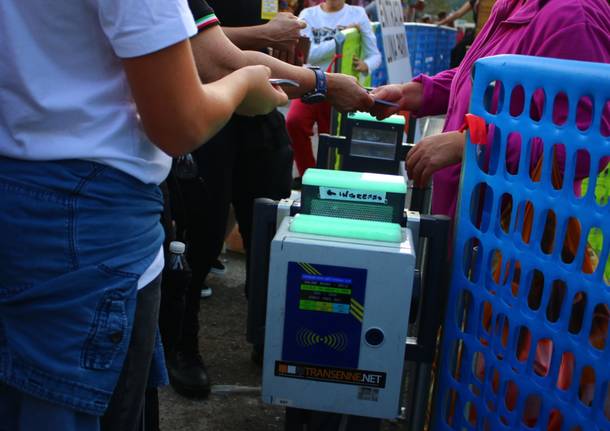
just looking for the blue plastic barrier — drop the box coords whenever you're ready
[372,23,457,87]
[434,55,610,430]
[371,23,389,87]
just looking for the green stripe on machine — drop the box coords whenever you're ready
[290,214,402,243]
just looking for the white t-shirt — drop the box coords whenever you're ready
[0,0,197,185]
[299,4,382,74]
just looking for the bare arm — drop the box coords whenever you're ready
[190,26,314,98]
[222,12,306,51]
[190,25,374,112]
[436,1,472,26]
[222,26,273,50]
[122,39,286,157]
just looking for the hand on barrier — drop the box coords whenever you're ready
[326,73,374,113]
[352,56,369,74]
[265,12,307,52]
[369,82,423,120]
[235,65,289,117]
[406,131,465,187]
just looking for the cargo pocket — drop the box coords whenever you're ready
[82,294,129,370]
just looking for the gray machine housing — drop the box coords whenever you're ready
[262,218,416,419]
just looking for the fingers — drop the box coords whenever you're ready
[296,19,307,29]
[273,86,289,106]
[405,142,423,175]
[369,107,394,120]
[370,86,395,100]
[409,153,427,186]
[285,48,296,65]
[419,166,435,188]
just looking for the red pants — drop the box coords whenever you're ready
[286,99,331,176]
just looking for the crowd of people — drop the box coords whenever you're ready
[0,0,608,430]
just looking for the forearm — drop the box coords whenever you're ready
[191,27,315,98]
[149,70,253,156]
[438,2,471,25]
[123,40,254,157]
[191,28,249,82]
[222,25,271,50]
[411,68,456,117]
[243,50,315,98]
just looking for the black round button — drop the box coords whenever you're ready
[109,331,123,344]
[365,328,384,346]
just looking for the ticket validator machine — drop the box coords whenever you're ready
[262,169,417,419]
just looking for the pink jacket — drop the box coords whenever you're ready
[413,0,610,219]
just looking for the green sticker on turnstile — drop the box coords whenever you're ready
[302,169,406,194]
[290,214,402,243]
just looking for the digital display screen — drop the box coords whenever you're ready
[298,274,352,314]
[350,126,397,161]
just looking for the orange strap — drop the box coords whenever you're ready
[459,113,487,145]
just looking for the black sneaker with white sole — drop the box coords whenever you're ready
[209,258,226,275]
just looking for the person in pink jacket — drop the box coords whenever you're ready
[370,0,610,220]
[371,0,609,426]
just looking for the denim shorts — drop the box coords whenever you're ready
[0,157,165,415]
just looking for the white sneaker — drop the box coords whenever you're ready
[200,284,213,299]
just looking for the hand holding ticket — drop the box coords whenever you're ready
[373,98,400,108]
[367,84,409,120]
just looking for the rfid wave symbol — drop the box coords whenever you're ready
[296,328,348,352]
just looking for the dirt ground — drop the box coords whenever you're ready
[158,251,408,431]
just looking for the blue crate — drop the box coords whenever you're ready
[433,55,610,430]
[405,23,456,76]
[371,23,457,86]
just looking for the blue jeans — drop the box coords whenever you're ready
[0,157,166,418]
[0,275,161,431]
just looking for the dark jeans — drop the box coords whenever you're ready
[101,275,162,431]
[169,112,293,354]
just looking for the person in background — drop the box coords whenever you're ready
[161,0,376,400]
[0,0,288,430]
[436,0,481,67]
[287,0,381,185]
[437,0,479,26]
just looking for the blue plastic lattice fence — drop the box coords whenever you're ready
[434,55,610,430]
[371,23,457,87]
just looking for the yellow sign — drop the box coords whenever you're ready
[261,0,278,20]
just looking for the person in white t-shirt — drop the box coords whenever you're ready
[286,0,382,183]
[0,0,287,430]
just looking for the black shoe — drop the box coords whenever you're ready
[292,176,303,191]
[209,258,226,275]
[167,351,211,399]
